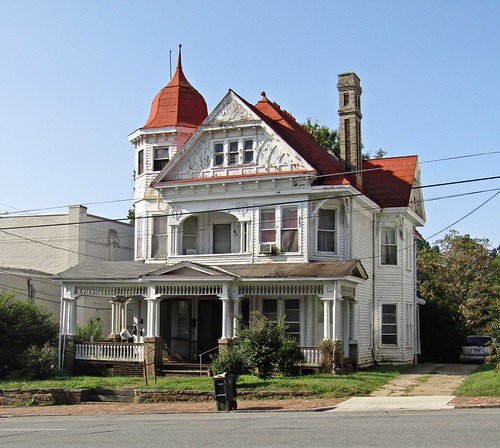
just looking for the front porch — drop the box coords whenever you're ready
[55,260,368,376]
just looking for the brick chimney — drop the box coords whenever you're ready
[338,73,362,184]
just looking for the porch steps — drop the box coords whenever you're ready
[87,388,135,403]
[160,361,211,377]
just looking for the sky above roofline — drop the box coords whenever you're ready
[0,1,498,247]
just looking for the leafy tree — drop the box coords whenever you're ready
[0,291,58,377]
[303,118,387,160]
[417,231,500,361]
[303,118,340,157]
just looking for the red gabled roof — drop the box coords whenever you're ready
[362,155,418,208]
[230,92,351,184]
[143,45,208,129]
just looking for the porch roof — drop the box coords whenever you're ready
[213,260,367,280]
[53,259,367,282]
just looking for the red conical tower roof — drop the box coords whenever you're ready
[143,45,208,129]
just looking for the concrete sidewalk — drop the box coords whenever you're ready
[1,363,498,416]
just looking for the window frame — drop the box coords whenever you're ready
[317,208,336,253]
[151,215,168,259]
[153,146,169,172]
[182,216,199,255]
[281,206,299,253]
[259,205,300,253]
[381,226,397,265]
[137,149,144,176]
[381,303,398,346]
[212,138,255,167]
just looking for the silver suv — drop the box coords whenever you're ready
[460,335,494,363]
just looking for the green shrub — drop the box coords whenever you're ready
[239,312,285,379]
[319,339,334,373]
[0,291,58,377]
[76,317,103,342]
[209,346,247,380]
[277,337,304,376]
[21,343,58,379]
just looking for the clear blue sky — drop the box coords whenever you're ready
[1,0,499,247]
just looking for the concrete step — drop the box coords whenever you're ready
[87,388,135,403]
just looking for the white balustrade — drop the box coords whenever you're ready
[75,342,144,361]
[301,347,321,365]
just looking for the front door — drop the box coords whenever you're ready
[160,299,191,360]
[197,299,222,361]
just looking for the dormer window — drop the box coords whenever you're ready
[153,147,169,171]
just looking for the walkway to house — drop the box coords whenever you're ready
[1,364,499,416]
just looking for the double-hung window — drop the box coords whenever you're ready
[381,304,398,345]
[182,216,198,254]
[381,226,397,265]
[151,216,168,258]
[262,298,300,340]
[153,147,169,171]
[317,208,336,252]
[244,139,254,163]
[281,207,298,252]
[228,141,239,165]
[260,208,276,243]
[137,150,144,175]
[214,142,224,166]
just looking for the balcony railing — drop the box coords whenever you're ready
[75,342,144,362]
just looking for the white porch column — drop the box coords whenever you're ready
[332,285,341,341]
[343,297,350,357]
[322,299,332,340]
[220,297,230,340]
[232,296,241,338]
[145,286,161,338]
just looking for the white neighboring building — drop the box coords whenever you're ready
[0,205,134,330]
[55,49,426,372]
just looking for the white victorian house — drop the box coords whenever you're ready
[54,48,426,375]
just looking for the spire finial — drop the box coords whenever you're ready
[177,44,182,69]
[261,91,267,99]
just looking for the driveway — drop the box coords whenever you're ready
[370,363,479,397]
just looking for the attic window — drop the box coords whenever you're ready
[153,147,169,171]
[214,142,224,166]
[244,139,254,163]
[229,141,239,165]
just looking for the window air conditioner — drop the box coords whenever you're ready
[259,243,276,254]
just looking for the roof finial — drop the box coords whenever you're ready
[177,44,182,69]
[261,91,267,98]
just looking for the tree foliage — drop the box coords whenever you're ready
[303,118,387,160]
[303,118,340,158]
[417,231,500,361]
[0,291,59,377]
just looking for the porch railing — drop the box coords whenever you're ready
[75,342,144,362]
[301,346,321,365]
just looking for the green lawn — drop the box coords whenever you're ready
[0,365,409,399]
[455,364,500,397]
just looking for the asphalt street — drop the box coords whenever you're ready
[1,409,499,448]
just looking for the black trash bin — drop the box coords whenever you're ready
[213,373,237,411]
